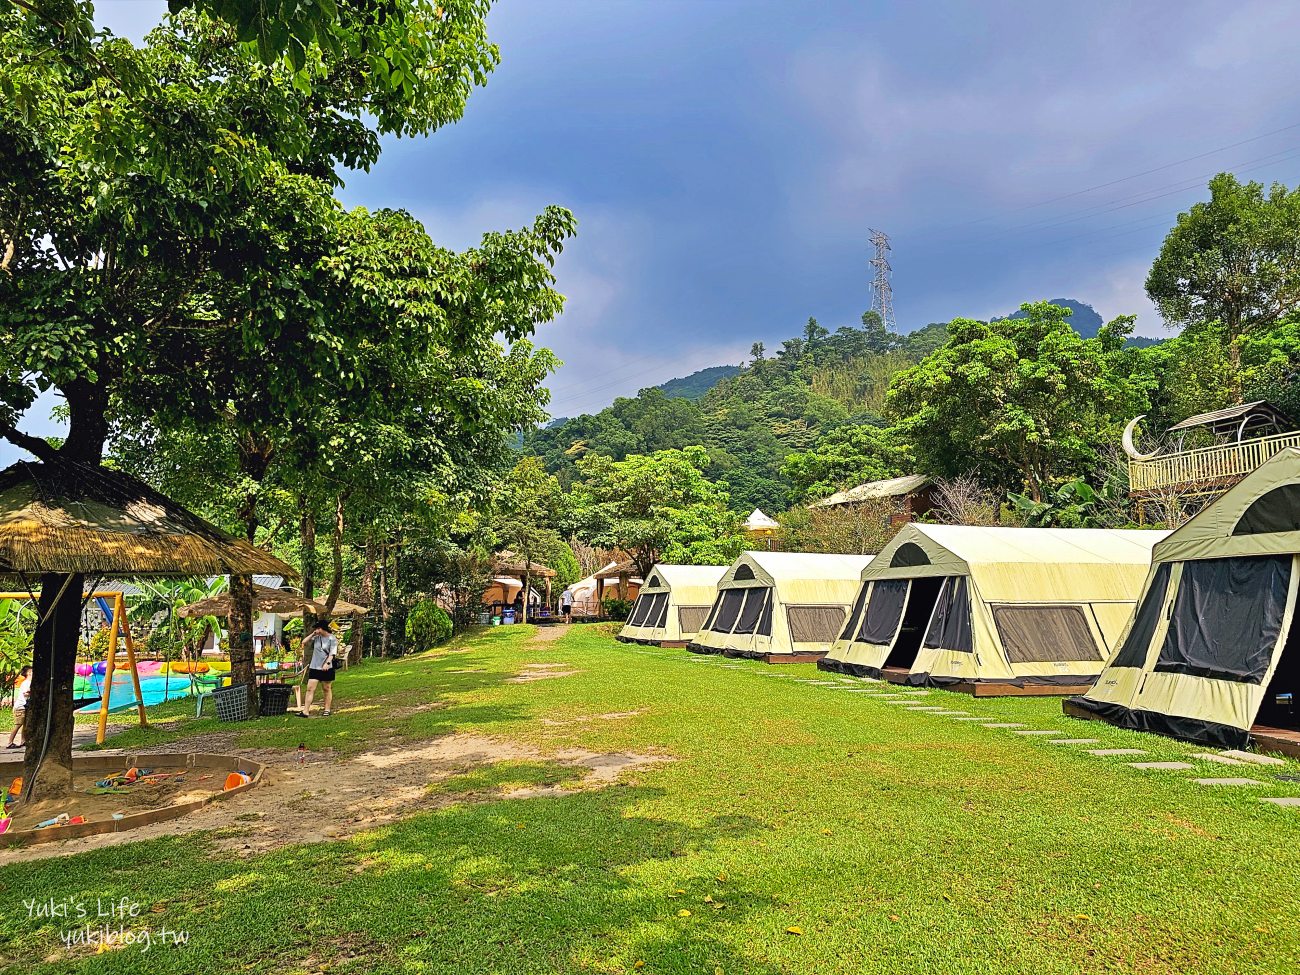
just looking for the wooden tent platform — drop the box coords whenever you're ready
[1063,700,1300,760]
[883,667,1091,697]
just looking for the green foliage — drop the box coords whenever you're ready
[0,598,35,685]
[655,365,740,401]
[600,597,634,622]
[1148,173,1300,345]
[405,600,454,652]
[86,627,111,661]
[1007,479,1098,528]
[525,313,931,510]
[888,302,1154,500]
[568,447,745,579]
[781,424,913,503]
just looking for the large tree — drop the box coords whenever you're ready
[1147,173,1300,377]
[568,446,745,579]
[0,2,502,797]
[887,302,1152,501]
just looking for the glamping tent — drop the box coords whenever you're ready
[1068,448,1300,751]
[617,564,727,646]
[819,524,1168,694]
[688,552,873,662]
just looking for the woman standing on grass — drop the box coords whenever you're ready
[296,621,338,718]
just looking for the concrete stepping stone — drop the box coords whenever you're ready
[1262,797,1300,807]
[1129,762,1194,770]
[1047,738,1100,745]
[904,706,947,712]
[1222,750,1287,766]
[1012,730,1064,736]
[1194,777,1265,786]
[934,710,970,716]
[1087,748,1147,756]
[1191,752,1250,766]
[983,723,1026,729]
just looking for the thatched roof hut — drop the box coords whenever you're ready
[177,584,367,619]
[0,459,294,580]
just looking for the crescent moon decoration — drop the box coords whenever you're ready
[1122,415,1160,461]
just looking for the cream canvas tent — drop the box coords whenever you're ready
[617,564,727,646]
[688,551,873,662]
[819,524,1168,694]
[1069,448,1300,750]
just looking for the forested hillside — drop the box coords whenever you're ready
[656,365,741,400]
[524,314,949,510]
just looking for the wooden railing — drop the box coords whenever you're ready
[1129,430,1300,494]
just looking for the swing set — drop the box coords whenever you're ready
[2,590,145,746]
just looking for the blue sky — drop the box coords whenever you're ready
[7,0,1300,465]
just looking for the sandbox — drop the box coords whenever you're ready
[0,752,264,848]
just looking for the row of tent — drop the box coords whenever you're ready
[617,448,1300,753]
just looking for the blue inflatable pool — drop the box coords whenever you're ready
[74,673,221,714]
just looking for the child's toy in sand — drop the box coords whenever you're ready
[8,777,21,798]
[34,813,70,829]
[223,771,251,790]
[297,743,307,766]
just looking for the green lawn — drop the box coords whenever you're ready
[3,623,1299,974]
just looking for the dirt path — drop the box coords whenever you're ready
[0,731,665,865]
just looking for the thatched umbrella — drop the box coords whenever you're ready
[176,584,367,620]
[0,458,295,800]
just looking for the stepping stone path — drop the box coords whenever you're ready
[1190,752,1250,766]
[1047,738,1099,745]
[1262,797,1300,807]
[1130,762,1194,771]
[1087,748,1147,756]
[983,723,1026,729]
[903,706,947,712]
[1012,730,1064,736]
[934,711,970,716]
[1194,777,1265,786]
[1222,750,1286,765]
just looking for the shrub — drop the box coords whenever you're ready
[602,597,634,622]
[405,600,454,652]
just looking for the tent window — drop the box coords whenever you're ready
[922,576,974,652]
[649,592,670,629]
[840,584,871,641]
[678,606,710,635]
[628,595,654,627]
[709,589,746,633]
[891,543,930,568]
[787,605,846,643]
[1111,563,1172,669]
[1233,485,1300,535]
[733,564,757,581]
[1155,555,1291,683]
[757,596,773,636]
[732,587,771,635]
[858,579,910,644]
[994,606,1101,663]
[647,574,661,589]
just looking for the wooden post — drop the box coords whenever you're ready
[95,600,119,745]
[117,593,148,732]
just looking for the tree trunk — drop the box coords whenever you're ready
[299,496,317,624]
[22,573,84,801]
[323,494,345,615]
[522,567,531,623]
[356,540,377,661]
[378,544,392,658]
[227,573,257,710]
[22,382,109,800]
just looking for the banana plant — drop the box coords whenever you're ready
[0,598,36,706]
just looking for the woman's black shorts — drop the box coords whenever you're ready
[307,667,336,683]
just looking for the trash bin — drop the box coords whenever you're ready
[258,683,293,717]
[212,683,251,722]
